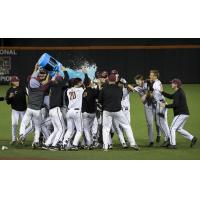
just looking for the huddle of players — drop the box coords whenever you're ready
[4,65,198,151]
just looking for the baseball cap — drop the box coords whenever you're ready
[39,69,47,74]
[55,75,63,82]
[111,69,119,75]
[108,74,116,82]
[170,78,182,87]
[11,76,20,82]
[100,71,108,78]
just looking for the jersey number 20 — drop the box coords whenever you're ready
[69,91,76,100]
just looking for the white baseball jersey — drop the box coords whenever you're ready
[67,87,84,110]
[152,79,165,102]
[134,82,148,97]
[121,87,130,110]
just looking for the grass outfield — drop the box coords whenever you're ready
[0,84,200,160]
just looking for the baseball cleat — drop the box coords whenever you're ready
[18,135,25,145]
[92,142,100,148]
[49,146,60,151]
[130,145,140,151]
[167,145,177,149]
[108,144,113,149]
[156,136,161,143]
[84,145,93,150]
[103,148,108,152]
[70,145,79,151]
[32,142,39,149]
[147,142,154,147]
[160,139,170,147]
[190,137,198,148]
[122,143,128,149]
[42,145,50,150]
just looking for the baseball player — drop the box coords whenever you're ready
[43,75,66,150]
[99,74,139,151]
[131,75,161,146]
[149,70,171,147]
[111,78,131,148]
[62,78,84,150]
[95,71,109,146]
[160,79,198,149]
[6,76,27,145]
[82,78,99,148]
[18,64,49,149]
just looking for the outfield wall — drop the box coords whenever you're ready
[0,40,200,85]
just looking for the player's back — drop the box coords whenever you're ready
[67,87,84,110]
[99,84,123,112]
[153,79,165,102]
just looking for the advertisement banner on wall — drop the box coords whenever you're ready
[0,49,17,84]
[0,56,11,84]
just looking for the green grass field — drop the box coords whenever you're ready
[0,84,200,160]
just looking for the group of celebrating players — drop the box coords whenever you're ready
[1,62,198,152]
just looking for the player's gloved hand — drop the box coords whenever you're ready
[120,78,127,84]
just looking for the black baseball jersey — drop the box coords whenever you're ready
[162,88,190,116]
[98,84,123,112]
[49,80,66,109]
[82,87,99,113]
[6,86,27,111]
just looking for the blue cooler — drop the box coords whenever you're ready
[38,53,64,77]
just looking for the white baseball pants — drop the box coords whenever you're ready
[156,103,171,142]
[103,110,137,150]
[63,109,83,146]
[170,114,194,145]
[82,112,96,146]
[112,108,131,145]
[122,108,131,123]
[19,108,42,143]
[11,109,25,141]
[45,107,65,147]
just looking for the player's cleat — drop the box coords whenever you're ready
[108,144,113,149]
[42,145,50,150]
[70,145,79,151]
[49,146,60,151]
[18,135,25,145]
[130,145,140,151]
[147,142,154,147]
[32,142,39,149]
[160,139,170,147]
[190,137,198,148]
[80,145,86,149]
[122,143,128,149]
[92,141,100,148]
[156,136,161,143]
[103,148,108,152]
[167,145,177,149]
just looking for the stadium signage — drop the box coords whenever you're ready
[0,49,17,55]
